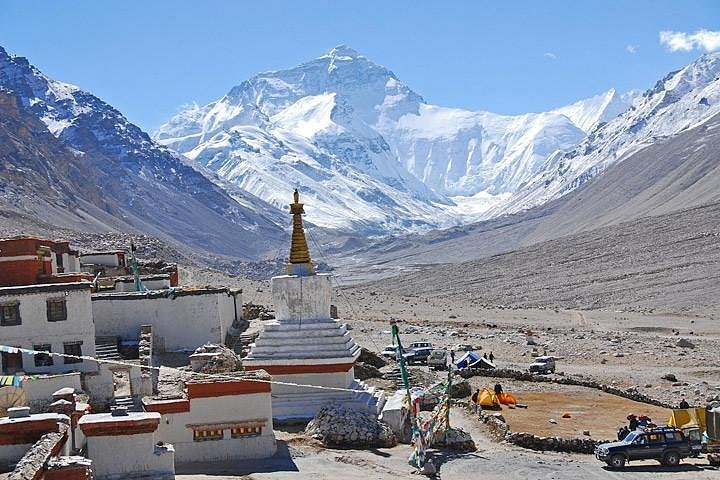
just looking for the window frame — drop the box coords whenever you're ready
[0,302,21,326]
[63,341,83,364]
[46,298,68,322]
[33,344,54,367]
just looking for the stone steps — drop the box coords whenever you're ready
[95,337,120,360]
[112,395,141,412]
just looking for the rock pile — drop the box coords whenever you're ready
[354,348,387,380]
[243,302,274,320]
[305,404,397,449]
[450,380,472,399]
[354,362,383,381]
[358,348,387,368]
[432,427,476,452]
[192,344,241,373]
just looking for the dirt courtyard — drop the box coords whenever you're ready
[482,384,673,439]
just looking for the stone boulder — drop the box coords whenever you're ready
[191,344,241,373]
[305,404,397,449]
[432,427,476,452]
[676,338,695,349]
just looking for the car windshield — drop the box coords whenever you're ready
[624,432,639,443]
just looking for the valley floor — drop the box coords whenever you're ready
[176,408,718,480]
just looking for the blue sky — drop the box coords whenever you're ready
[2,1,718,131]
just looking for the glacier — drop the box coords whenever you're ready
[156,46,719,234]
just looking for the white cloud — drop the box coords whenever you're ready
[659,29,720,52]
[626,44,637,54]
[544,52,557,60]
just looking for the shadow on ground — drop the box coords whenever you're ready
[175,440,299,476]
[601,463,710,474]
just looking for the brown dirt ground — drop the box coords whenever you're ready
[484,387,672,439]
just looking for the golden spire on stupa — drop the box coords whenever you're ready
[287,189,314,276]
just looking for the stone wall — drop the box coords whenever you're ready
[8,425,68,480]
[458,367,673,408]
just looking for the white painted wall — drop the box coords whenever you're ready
[269,370,354,395]
[0,286,96,374]
[272,274,331,322]
[85,431,174,480]
[152,392,276,463]
[24,372,82,412]
[91,290,238,352]
[114,277,170,292]
[80,254,121,268]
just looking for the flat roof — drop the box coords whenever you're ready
[149,366,270,401]
[0,412,69,426]
[80,251,124,256]
[0,282,93,296]
[78,411,160,425]
[92,286,237,301]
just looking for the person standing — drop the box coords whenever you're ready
[489,352,495,362]
[679,398,690,409]
[628,414,639,431]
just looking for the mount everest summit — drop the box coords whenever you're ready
[155,45,655,232]
[1,43,719,261]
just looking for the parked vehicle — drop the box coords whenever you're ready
[381,345,398,358]
[528,356,555,374]
[594,427,698,468]
[408,342,433,363]
[426,349,448,370]
[380,344,416,363]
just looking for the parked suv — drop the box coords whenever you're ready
[595,427,698,468]
[426,349,448,370]
[408,342,433,363]
[528,356,555,374]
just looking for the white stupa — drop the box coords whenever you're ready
[243,190,385,421]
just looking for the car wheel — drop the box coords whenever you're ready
[663,451,680,467]
[608,454,626,469]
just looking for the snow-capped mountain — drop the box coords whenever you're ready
[490,52,720,218]
[0,46,288,258]
[157,46,625,231]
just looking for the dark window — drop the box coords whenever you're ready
[63,342,83,364]
[34,344,53,367]
[0,303,21,326]
[1,350,23,374]
[46,299,67,322]
[56,253,64,273]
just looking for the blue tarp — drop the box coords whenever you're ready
[455,351,480,369]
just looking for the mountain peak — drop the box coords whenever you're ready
[323,45,362,59]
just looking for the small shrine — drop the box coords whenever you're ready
[243,190,384,421]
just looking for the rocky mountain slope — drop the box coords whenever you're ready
[156,46,629,232]
[490,52,720,218]
[0,46,288,259]
[359,199,720,314]
[333,110,720,282]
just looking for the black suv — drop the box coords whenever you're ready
[595,427,698,468]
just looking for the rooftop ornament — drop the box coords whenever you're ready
[287,189,314,277]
